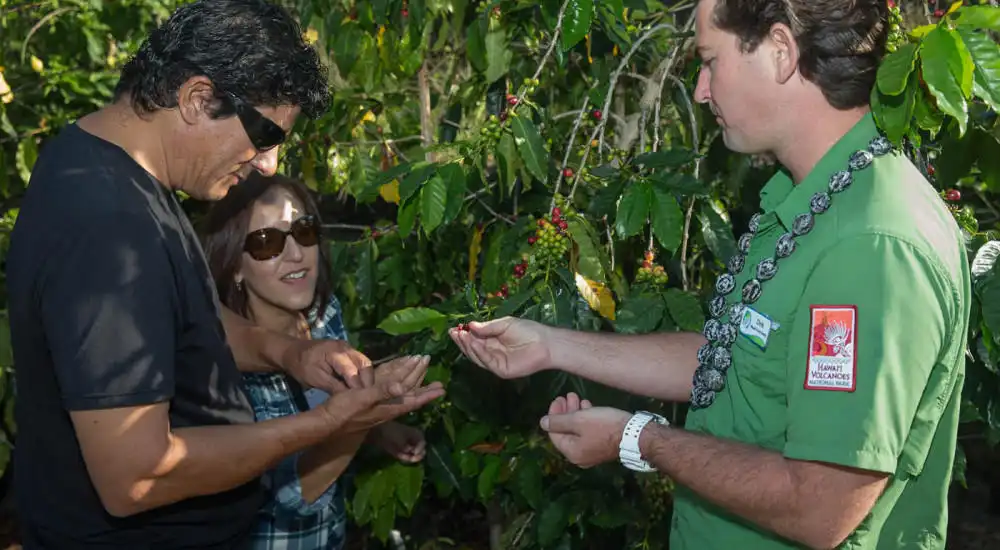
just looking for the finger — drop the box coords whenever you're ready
[539,412,577,434]
[383,385,446,415]
[362,366,375,388]
[312,370,348,394]
[566,392,580,412]
[400,355,431,391]
[467,317,512,338]
[348,349,375,388]
[380,356,419,397]
[322,387,382,428]
[581,399,593,409]
[463,337,498,374]
[327,352,362,389]
[455,332,489,369]
[548,396,566,416]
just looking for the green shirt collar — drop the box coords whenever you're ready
[759,112,879,228]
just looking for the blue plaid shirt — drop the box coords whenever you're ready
[241,296,351,550]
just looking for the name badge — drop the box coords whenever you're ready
[739,307,773,350]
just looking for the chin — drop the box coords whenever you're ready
[721,131,766,156]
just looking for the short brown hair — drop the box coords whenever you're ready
[712,0,888,110]
[199,172,332,323]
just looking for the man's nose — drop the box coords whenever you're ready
[250,147,280,177]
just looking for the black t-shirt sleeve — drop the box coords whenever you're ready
[40,213,176,410]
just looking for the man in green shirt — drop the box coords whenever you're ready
[449,0,970,548]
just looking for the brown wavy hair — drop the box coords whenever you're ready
[711,0,888,110]
[199,171,332,323]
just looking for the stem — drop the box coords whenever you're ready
[680,198,696,291]
[487,497,503,550]
[476,196,516,225]
[418,61,435,162]
[504,0,572,122]
[511,512,535,548]
[566,22,683,204]
[549,91,593,212]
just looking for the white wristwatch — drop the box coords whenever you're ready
[619,410,668,472]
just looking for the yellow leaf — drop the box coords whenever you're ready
[377,25,386,48]
[468,225,484,282]
[613,44,619,57]
[946,1,962,15]
[362,110,376,123]
[0,71,11,104]
[304,27,319,45]
[575,273,616,321]
[909,24,935,39]
[380,179,401,203]
[30,55,43,73]
[585,34,593,64]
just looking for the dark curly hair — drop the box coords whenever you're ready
[199,172,333,325]
[712,0,888,110]
[114,0,330,118]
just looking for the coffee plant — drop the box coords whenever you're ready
[2,0,1000,548]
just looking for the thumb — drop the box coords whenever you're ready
[469,316,513,338]
[539,412,578,434]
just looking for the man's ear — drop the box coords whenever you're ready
[176,75,217,126]
[768,23,799,84]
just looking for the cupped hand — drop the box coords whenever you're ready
[448,316,551,380]
[284,338,375,393]
[370,421,427,463]
[539,392,630,469]
[326,355,444,433]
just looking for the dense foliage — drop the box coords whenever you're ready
[2,0,1000,548]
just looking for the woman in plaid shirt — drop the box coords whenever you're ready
[201,172,427,549]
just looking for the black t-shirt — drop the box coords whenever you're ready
[6,124,263,549]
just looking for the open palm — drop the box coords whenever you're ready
[448,317,551,379]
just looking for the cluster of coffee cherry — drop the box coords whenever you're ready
[512,259,529,279]
[530,207,571,264]
[486,283,509,300]
[635,250,668,286]
[479,114,506,144]
[885,0,904,52]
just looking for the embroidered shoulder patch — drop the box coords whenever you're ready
[804,305,857,392]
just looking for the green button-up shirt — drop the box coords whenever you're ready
[670,113,971,549]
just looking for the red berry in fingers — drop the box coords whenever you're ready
[946,189,961,202]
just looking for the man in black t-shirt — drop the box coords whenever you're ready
[6,1,444,548]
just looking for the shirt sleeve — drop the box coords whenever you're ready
[267,453,340,516]
[39,213,176,411]
[782,233,961,477]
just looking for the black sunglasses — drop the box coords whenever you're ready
[221,91,287,151]
[243,215,319,261]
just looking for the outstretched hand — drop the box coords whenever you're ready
[318,355,443,431]
[539,392,631,469]
[448,316,552,380]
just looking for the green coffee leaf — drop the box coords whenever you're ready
[561,0,594,51]
[377,307,448,335]
[511,116,549,183]
[920,27,973,135]
[877,43,918,96]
